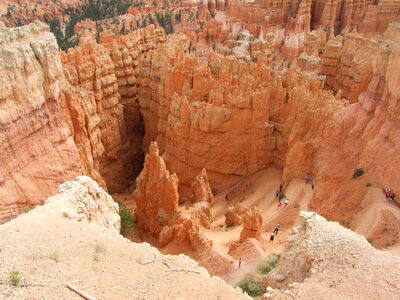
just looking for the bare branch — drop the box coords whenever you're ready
[166,268,201,274]
[66,283,97,300]
[139,252,158,265]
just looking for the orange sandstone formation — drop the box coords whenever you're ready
[0,22,83,222]
[239,207,263,242]
[133,141,179,238]
[191,168,214,203]
[225,203,247,227]
[228,238,268,263]
[61,25,166,192]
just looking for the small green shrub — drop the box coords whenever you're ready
[28,251,43,261]
[95,243,106,254]
[278,192,285,200]
[237,272,264,298]
[257,254,280,275]
[49,251,60,262]
[118,202,136,237]
[216,226,236,232]
[366,182,372,187]
[237,254,280,298]
[8,271,20,285]
[21,206,30,213]
[62,212,69,218]
[352,168,364,179]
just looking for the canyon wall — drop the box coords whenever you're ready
[61,25,166,193]
[137,36,341,198]
[0,21,83,222]
[310,23,400,222]
[136,21,400,225]
[0,22,168,222]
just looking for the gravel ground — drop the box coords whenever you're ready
[0,208,249,300]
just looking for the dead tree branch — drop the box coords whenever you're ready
[66,283,97,300]
[139,252,158,265]
[166,268,201,274]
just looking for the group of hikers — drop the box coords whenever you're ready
[305,174,315,189]
[269,223,280,242]
[275,183,289,208]
[385,188,396,204]
[271,174,316,242]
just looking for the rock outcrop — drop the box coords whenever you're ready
[239,207,263,242]
[133,141,179,238]
[37,176,120,233]
[191,168,213,203]
[132,143,235,276]
[320,31,376,102]
[225,203,247,227]
[262,212,400,299]
[0,21,83,222]
[228,238,268,263]
[61,25,167,193]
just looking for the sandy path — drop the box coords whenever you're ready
[207,168,314,284]
[352,187,400,255]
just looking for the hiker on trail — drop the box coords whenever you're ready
[306,175,310,184]
[277,200,282,208]
[238,258,242,269]
[390,192,396,204]
[312,180,315,190]
[275,190,279,199]
[284,197,289,207]
[273,224,280,235]
[385,189,393,201]
[279,183,283,193]
[225,194,228,200]
[270,232,275,242]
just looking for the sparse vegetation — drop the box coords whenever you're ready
[95,243,106,254]
[21,206,30,213]
[237,273,264,298]
[28,251,43,261]
[237,254,280,298]
[92,243,106,261]
[352,168,364,179]
[49,251,60,262]
[256,254,280,275]
[118,202,136,237]
[62,211,69,218]
[216,226,236,232]
[366,182,372,187]
[278,192,285,200]
[367,238,373,245]
[8,271,20,285]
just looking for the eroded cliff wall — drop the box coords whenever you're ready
[0,21,83,222]
[137,36,341,198]
[61,25,166,193]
